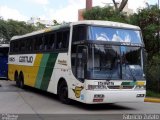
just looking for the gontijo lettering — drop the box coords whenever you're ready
[19,56,33,63]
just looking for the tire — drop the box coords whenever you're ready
[15,73,20,87]
[19,73,24,89]
[58,81,70,104]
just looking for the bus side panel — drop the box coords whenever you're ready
[21,54,43,87]
[8,64,16,81]
[47,53,69,94]
[35,53,58,90]
[8,54,43,87]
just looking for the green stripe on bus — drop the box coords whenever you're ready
[35,54,50,88]
[40,53,58,91]
[121,82,136,86]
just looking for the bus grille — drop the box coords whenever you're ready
[107,85,134,89]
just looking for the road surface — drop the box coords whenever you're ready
[0,80,160,120]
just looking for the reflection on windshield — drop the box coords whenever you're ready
[87,45,144,80]
[89,26,142,44]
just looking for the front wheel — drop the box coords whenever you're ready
[58,81,70,104]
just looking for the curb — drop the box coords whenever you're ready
[144,98,160,103]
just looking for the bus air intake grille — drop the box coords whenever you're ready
[107,85,134,89]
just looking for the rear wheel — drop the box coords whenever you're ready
[15,72,20,87]
[58,81,70,104]
[19,73,24,89]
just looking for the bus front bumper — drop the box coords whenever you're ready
[84,90,146,104]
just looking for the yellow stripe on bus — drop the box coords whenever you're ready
[26,54,43,87]
[136,81,145,86]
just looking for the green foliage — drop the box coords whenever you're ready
[129,5,160,93]
[146,90,160,98]
[83,6,128,23]
[35,22,46,30]
[129,6,160,58]
[53,20,60,25]
[0,19,10,42]
[0,19,36,43]
[0,18,61,43]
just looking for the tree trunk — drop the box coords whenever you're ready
[112,0,128,12]
[112,0,118,11]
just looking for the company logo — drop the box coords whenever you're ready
[72,86,84,98]
[58,60,67,66]
[19,56,33,63]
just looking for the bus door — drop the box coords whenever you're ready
[75,45,88,81]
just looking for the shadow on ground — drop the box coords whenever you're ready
[22,85,135,111]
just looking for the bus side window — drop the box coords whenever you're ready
[20,40,26,52]
[34,36,43,52]
[56,30,69,50]
[10,42,14,53]
[72,26,87,42]
[26,39,32,52]
[40,37,45,51]
[63,30,69,48]
[44,35,48,51]
[56,32,63,49]
[50,33,55,50]
[14,40,19,53]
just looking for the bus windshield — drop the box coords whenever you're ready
[87,45,145,80]
[89,26,142,44]
[71,25,145,81]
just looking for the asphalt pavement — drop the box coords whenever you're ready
[0,80,160,120]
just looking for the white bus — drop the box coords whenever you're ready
[8,20,146,104]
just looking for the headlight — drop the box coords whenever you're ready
[135,85,146,90]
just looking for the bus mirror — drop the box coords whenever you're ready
[82,49,88,64]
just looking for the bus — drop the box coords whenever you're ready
[0,44,9,78]
[8,20,146,104]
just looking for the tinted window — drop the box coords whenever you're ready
[72,25,87,42]
[56,29,69,50]
[10,27,70,54]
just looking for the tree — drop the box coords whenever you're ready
[83,6,128,23]
[112,0,128,12]
[129,5,160,93]
[36,22,46,30]
[129,5,160,59]
[53,20,60,25]
[0,19,36,43]
[0,19,10,43]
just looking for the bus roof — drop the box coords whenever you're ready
[11,23,70,41]
[11,20,140,41]
[71,20,140,30]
